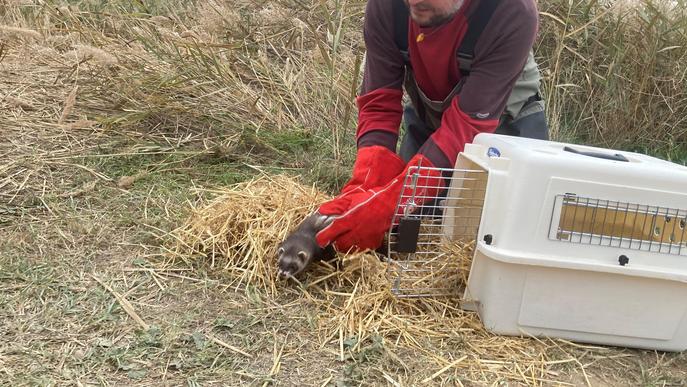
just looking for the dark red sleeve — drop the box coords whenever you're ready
[355,0,406,150]
[419,0,539,168]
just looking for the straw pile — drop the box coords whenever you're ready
[169,174,606,385]
[386,222,475,298]
[169,174,328,294]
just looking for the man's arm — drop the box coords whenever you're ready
[419,0,540,168]
[355,0,406,151]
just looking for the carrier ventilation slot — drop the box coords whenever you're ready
[550,194,687,255]
[386,157,488,298]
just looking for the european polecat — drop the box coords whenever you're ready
[276,211,335,278]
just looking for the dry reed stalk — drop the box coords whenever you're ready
[57,6,72,16]
[5,96,36,111]
[64,119,98,130]
[58,85,78,125]
[148,16,173,27]
[206,334,253,358]
[72,44,119,66]
[91,274,150,330]
[0,25,41,40]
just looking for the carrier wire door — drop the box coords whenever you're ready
[386,156,488,298]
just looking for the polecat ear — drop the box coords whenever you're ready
[277,247,284,257]
[297,251,308,261]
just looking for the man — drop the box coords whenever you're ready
[315,0,548,252]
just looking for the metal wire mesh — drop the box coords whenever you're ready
[386,165,488,298]
[386,161,687,298]
[549,194,687,255]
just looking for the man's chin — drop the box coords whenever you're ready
[411,13,453,28]
[413,18,432,27]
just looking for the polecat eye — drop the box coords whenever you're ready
[277,247,284,256]
[297,251,308,261]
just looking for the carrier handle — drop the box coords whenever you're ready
[563,146,629,162]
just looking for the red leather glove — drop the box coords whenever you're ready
[316,154,445,252]
[317,146,406,216]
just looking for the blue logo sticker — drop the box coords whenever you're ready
[487,147,501,158]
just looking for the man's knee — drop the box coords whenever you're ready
[513,112,549,140]
[496,98,549,140]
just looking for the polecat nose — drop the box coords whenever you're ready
[278,262,300,277]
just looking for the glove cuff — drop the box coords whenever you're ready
[357,130,397,152]
[340,145,405,194]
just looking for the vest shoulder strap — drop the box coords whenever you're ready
[457,0,500,76]
[392,0,410,64]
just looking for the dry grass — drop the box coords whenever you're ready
[1,0,364,199]
[170,174,329,294]
[164,174,684,385]
[1,0,686,385]
[0,24,41,40]
[537,0,687,158]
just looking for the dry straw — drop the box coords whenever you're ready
[5,96,36,111]
[169,174,601,385]
[6,0,34,5]
[170,174,329,294]
[70,44,119,66]
[0,25,41,41]
[58,86,78,125]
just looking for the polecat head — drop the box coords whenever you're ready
[276,234,319,278]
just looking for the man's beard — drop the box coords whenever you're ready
[407,0,464,28]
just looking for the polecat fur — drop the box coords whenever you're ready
[276,211,335,278]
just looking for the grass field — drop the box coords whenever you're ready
[1,0,686,385]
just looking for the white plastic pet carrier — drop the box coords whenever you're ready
[387,133,687,351]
